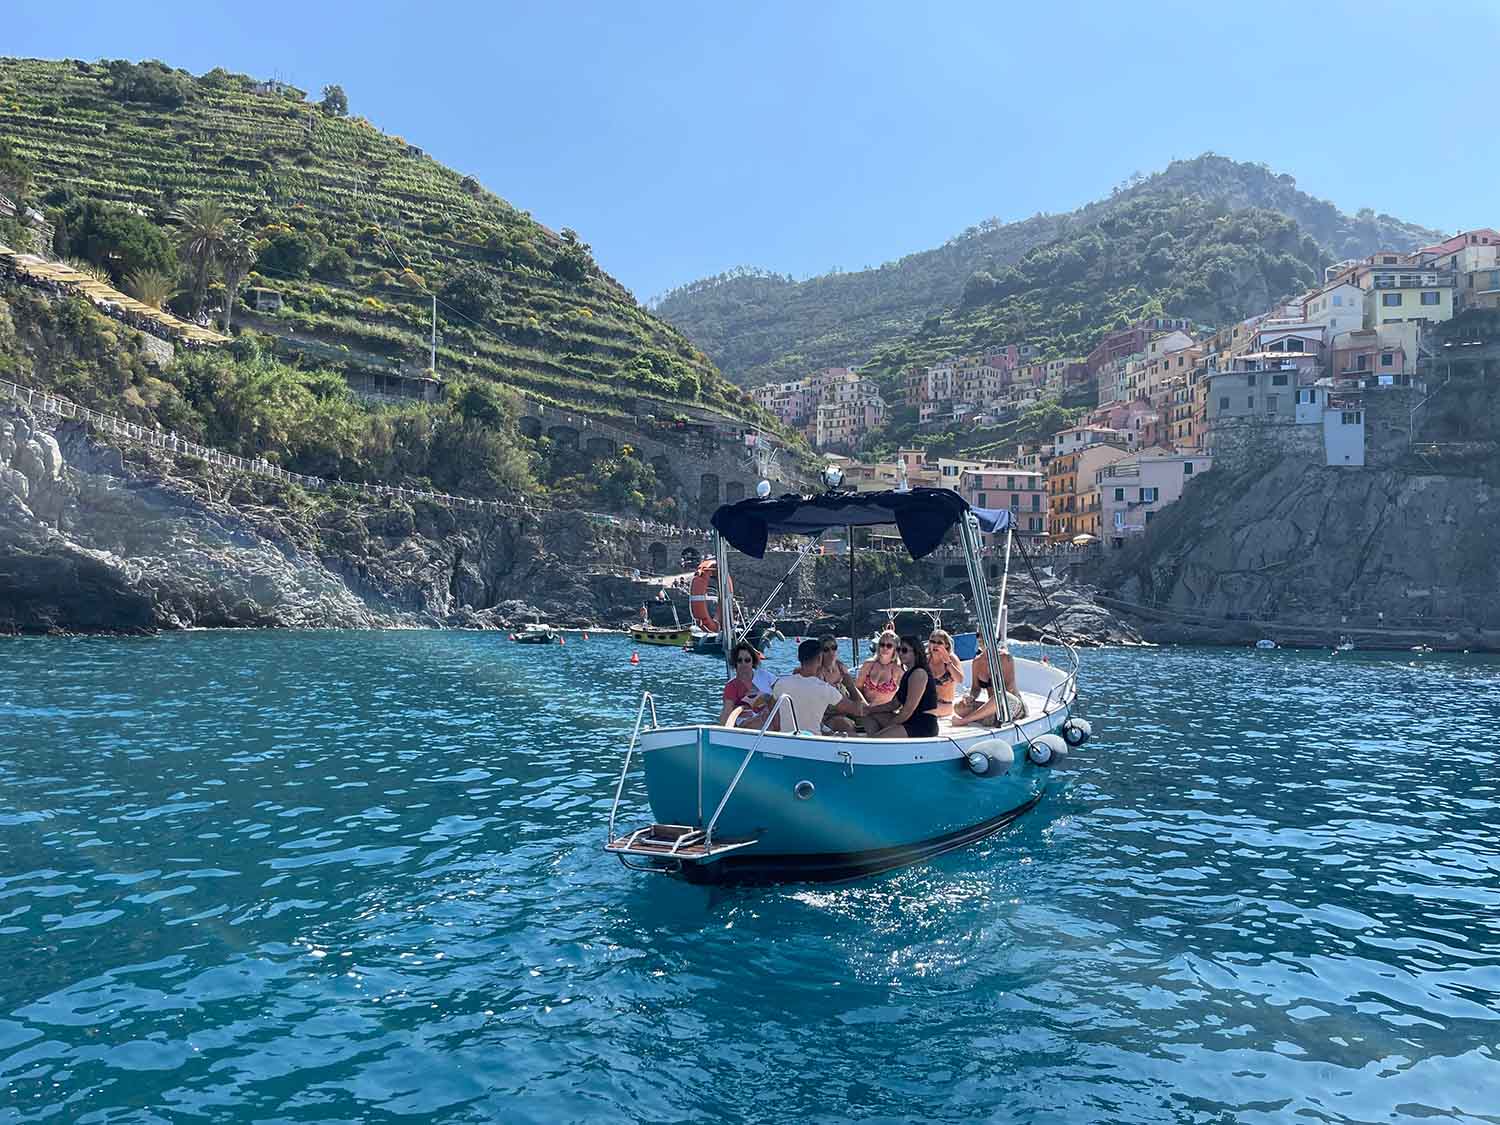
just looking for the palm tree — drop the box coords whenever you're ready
[171,199,235,319]
[218,232,259,333]
[124,268,177,310]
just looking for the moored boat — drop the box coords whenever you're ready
[514,622,559,644]
[605,481,1088,885]
[630,623,695,646]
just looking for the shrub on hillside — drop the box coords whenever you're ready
[258,229,323,279]
[102,59,194,108]
[56,199,176,284]
[439,265,503,324]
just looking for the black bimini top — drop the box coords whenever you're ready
[710,487,1014,559]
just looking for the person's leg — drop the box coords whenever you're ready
[825,715,856,734]
[873,722,909,739]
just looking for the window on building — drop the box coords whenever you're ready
[1333,294,1343,306]
[1420,291,1441,305]
[1381,352,1394,367]
[977,492,987,507]
[1032,495,1041,510]
[1272,373,1288,386]
[1145,510,1154,524]
[1297,389,1315,404]
[1357,355,1368,371]
[1341,411,1362,425]
[1113,487,1124,501]
[1382,292,1402,306]
[1265,394,1278,413]
[1219,396,1229,410]
[1382,256,1397,264]
[1010,493,1019,508]
[1247,373,1256,386]
[1183,461,1193,474]
[1140,487,1158,503]
[1247,396,1255,409]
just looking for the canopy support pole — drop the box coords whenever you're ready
[960,515,1010,726]
[847,525,857,670]
[715,532,735,676]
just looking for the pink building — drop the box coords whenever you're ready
[959,468,1048,538]
[1097,450,1211,548]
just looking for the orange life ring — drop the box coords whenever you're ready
[689,559,725,632]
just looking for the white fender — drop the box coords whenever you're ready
[965,738,1015,776]
[1061,717,1092,747]
[1027,733,1069,767]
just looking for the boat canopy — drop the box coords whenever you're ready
[710,487,1014,559]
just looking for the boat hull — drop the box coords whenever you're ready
[629,706,1066,884]
[630,626,695,646]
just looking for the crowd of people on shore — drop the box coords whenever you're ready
[717,627,1025,738]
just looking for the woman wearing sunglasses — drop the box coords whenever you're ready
[717,641,770,727]
[855,630,902,719]
[925,629,966,719]
[865,634,940,739]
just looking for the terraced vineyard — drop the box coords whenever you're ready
[0,56,759,425]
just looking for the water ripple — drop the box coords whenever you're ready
[1,634,1498,1122]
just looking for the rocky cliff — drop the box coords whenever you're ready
[1100,455,1500,650]
[0,403,672,634]
[1,402,1139,642]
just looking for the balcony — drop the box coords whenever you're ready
[1370,275,1454,289]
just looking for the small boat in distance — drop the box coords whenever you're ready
[515,622,559,644]
[1334,637,1355,653]
[1255,639,1277,650]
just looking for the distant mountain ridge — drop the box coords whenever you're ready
[655,154,1446,386]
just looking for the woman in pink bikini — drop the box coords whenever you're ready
[856,630,902,731]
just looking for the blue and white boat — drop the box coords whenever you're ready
[605,479,1090,885]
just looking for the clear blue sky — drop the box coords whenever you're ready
[10,1,1500,300]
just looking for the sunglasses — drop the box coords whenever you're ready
[878,641,895,649]
[735,656,754,664]
[930,641,948,649]
[897,645,913,653]
[822,646,837,653]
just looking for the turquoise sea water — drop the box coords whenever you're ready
[1,632,1499,1123]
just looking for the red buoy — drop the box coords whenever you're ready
[582,631,589,641]
[630,651,640,665]
[560,636,566,645]
[509,633,516,641]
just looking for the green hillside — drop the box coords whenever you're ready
[0,56,758,425]
[654,154,1445,386]
[853,194,1330,456]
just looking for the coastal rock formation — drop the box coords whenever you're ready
[1100,456,1500,650]
[0,405,644,634]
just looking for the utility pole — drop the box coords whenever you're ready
[430,294,437,374]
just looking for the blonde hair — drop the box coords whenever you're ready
[928,628,954,649]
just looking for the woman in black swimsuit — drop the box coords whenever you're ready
[870,634,940,739]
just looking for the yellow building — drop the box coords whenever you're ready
[1364,278,1455,329]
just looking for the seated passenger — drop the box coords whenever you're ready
[864,635,940,739]
[926,629,966,718]
[771,638,868,734]
[951,645,1027,727]
[818,634,858,696]
[718,642,770,727]
[856,630,902,714]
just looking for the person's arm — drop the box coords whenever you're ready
[716,684,740,726]
[830,680,867,718]
[885,669,928,725]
